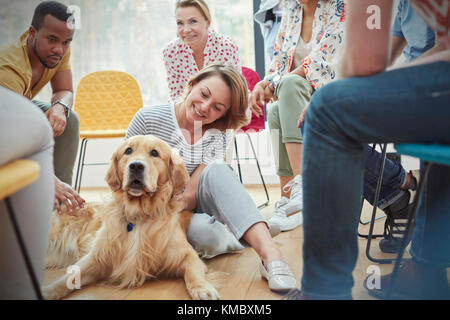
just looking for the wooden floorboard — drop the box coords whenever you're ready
[43,185,411,300]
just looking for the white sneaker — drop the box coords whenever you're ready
[283,175,303,215]
[269,196,303,231]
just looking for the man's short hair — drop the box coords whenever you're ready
[31,1,72,30]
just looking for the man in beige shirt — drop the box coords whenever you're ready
[0,1,84,212]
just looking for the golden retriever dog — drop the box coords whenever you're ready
[43,135,220,300]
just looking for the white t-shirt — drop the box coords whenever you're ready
[292,35,313,70]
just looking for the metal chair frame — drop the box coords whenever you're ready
[386,160,430,298]
[5,198,43,299]
[233,132,270,209]
[358,143,395,264]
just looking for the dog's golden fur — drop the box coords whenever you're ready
[43,135,219,300]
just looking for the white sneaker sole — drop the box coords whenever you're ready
[269,211,303,231]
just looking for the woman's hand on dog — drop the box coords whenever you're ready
[54,176,86,213]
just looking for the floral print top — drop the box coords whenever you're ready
[409,0,450,48]
[162,29,241,102]
[267,0,346,89]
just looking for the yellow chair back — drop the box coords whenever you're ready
[0,160,40,200]
[74,71,143,139]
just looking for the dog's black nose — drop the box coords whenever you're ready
[129,161,145,173]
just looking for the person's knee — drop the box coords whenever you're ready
[201,162,233,182]
[278,74,310,93]
[306,83,340,124]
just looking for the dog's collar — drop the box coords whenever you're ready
[127,222,135,232]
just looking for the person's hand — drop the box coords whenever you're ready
[298,104,309,128]
[45,104,67,137]
[249,81,269,118]
[54,176,85,213]
[264,84,276,102]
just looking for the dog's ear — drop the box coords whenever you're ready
[105,150,121,191]
[169,149,189,195]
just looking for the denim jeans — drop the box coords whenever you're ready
[301,61,450,298]
[299,127,407,210]
[362,145,406,209]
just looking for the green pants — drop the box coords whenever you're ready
[267,74,314,177]
[32,101,80,185]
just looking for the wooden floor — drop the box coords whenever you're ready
[43,185,408,300]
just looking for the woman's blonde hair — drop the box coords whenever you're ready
[180,64,250,131]
[175,0,211,22]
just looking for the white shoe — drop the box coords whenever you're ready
[259,260,297,292]
[269,196,303,231]
[283,175,303,215]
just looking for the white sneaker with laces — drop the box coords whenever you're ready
[269,196,303,231]
[283,175,303,215]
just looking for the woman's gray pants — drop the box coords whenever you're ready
[187,162,268,259]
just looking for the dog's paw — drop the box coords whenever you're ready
[189,282,220,300]
[42,285,61,300]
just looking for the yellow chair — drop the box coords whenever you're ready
[73,71,143,192]
[0,159,42,299]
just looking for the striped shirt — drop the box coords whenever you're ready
[126,104,233,175]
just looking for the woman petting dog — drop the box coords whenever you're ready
[126,64,297,292]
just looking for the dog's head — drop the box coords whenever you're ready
[106,135,189,200]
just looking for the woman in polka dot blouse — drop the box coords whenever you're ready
[162,0,241,102]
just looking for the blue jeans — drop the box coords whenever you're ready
[301,61,450,298]
[299,127,407,210]
[362,145,406,209]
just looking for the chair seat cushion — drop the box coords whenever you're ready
[395,143,450,166]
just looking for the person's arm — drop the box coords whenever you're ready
[338,0,394,78]
[390,35,407,66]
[391,37,450,69]
[389,0,407,66]
[290,65,306,78]
[163,44,181,102]
[49,69,85,213]
[49,69,73,137]
[126,107,148,139]
[177,164,205,211]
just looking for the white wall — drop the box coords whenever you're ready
[75,127,280,189]
[74,127,419,189]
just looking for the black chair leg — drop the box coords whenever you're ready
[234,138,243,183]
[386,162,430,299]
[74,138,88,193]
[364,143,395,264]
[246,133,269,209]
[74,138,85,191]
[5,197,43,300]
